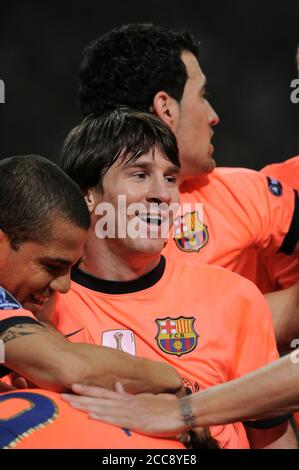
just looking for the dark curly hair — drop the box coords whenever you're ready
[79,23,200,117]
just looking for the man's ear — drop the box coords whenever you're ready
[84,189,97,214]
[151,91,178,130]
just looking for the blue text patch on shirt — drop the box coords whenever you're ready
[267,176,283,196]
[0,287,22,310]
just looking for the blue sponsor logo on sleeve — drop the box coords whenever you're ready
[0,287,22,310]
[267,176,283,196]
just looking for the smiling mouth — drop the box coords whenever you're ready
[138,215,163,226]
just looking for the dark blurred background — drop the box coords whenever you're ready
[0,0,298,169]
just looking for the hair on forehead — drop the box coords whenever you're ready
[61,107,180,192]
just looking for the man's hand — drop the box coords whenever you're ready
[62,382,192,437]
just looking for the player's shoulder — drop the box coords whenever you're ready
[193,167,266,189]
[167,256,259,292]
[212,166,264,184]
[180,167,264,199]
[262,155,299,174]
[213,166,290,200]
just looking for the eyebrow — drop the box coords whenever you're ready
[41,256,83,266]
[125,161,180,174]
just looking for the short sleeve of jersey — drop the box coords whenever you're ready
[221,168,298,255]
[261,156,299,191]
[230,277,279,379]
[257,157,299,289]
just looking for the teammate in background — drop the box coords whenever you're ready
[78,24,299,341]
[0,155,182,396]
[51,108,297,448]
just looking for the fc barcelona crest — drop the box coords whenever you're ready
[155,317,198,357]
[173,211,209,252]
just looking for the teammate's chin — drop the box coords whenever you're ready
[197,146,216,175]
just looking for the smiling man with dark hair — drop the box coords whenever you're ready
[0,154,181,398]
[78,24,299,322]
[54,108,297,448]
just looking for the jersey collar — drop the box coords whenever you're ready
[71,256,166,294]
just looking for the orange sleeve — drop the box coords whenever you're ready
[0,309,35,322]
[0,309,38,337]
[261,156,299,191]
[224,168,297,254]
[259,157,299,289]
[230,277,279,379]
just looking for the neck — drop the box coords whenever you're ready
[80,235,161,281]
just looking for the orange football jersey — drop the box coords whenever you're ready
[52,257,279,449]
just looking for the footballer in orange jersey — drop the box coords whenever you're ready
[54,109,296,449]
[78,24,299,295]
[0,156,182,399]
[52,256,286,449]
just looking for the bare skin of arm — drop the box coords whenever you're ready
[265,281,299,352]
[62,353,299,437]
[0,322,183,395]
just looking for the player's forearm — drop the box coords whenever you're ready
[185,354,299,427]
[72,343,182,394]
[1,323,182,394]
[265,281,299,352]
[124,357,183,395]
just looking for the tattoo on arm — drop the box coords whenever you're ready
[179,396,196,426]
[0,323,47,345]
